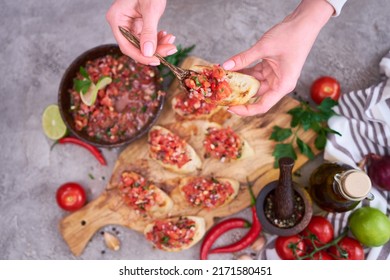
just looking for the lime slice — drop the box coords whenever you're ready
[80,77,112,106]
[42,104,67,140]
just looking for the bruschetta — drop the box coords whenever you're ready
[202,122,254,162]
[148,125,202,174]
[118,171,173,217]
[177,176,240,209]
[171,91,221,119]
[185,64,260,106]
[144,216,206,252]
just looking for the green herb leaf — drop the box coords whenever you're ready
[296,137,314,159]
[324,127,342,136]
[269,126,293,142]
[79,66,89,79]
[317,97,338,112]
[288,107,305,128]
[314,132,327,150]
[74,78,92,94]
[272,143,297,168]
[88,173,95,180]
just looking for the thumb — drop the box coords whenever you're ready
[140,10,160,57]
[222,41,264,71]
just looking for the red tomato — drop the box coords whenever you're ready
[328,237,365,260]
[311,251,333,260]
[275,235,307,260]
[300,216,334,246]
[56,182,87,211]
[310,76,341,104]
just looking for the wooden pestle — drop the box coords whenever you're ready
[274,157,295,220]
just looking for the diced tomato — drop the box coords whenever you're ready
[203,127,243,161]
[145,217,196,249]
[149,129,190,168]
[182,177,235,208]
[118,172,160,213]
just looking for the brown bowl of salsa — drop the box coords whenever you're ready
[58,44,166,148]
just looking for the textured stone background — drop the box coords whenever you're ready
[0,0,389,260]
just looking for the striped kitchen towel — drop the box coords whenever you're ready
[260,50,390,260]
[323,50,390,260]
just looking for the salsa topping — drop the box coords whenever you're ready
[203,127,243,161]
[185,65,232,103]
[145,217,196,249]
[182,177,235,208]
[149,128,191,168]
[118,172,164,213]
[70,54,164,143]
[173,92,217,117]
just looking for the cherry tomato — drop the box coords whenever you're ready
[56,182,87,211]
[310,76,341,104]
[311,251,333,260]
[300,216,334,246]
[275,235,307,260]
[328,237,365,260]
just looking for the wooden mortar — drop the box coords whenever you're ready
[256,157,313,236]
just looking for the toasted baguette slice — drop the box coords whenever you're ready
[177,176,240,209]
[144,216,206,252]
[202,122,254,161]
[190,65,260,106]
[118,171,173,218]
[171,93,222,120]
[148,125,202,174]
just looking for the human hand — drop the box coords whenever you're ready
[223,0,334,116]
[106,0,177,65]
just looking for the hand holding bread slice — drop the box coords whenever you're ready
[185,64,260,106]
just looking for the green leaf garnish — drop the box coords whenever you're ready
[270,97,341,168]
[74,78,92,95]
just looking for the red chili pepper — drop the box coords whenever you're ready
[209,182,262,254]
[200,218,251,260]
[57,137,107,166]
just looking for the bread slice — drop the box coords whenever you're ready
[202,122,254,161]
[148,125,202,174]
[117,171,173,218]
[177,176,240,209]
[171,93,222,119]
[144,216,206,252]
[189,65,260,106]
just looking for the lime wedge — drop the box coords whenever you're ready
[42,104,67,140]
[80,77,112,106]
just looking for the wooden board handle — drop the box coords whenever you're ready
[59,191,123,256]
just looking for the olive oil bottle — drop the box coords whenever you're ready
[309,163,373,212]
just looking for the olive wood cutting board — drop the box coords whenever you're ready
[59,56,320,256]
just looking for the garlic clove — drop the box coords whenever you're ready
[250,236,266,251]
[104,232,121,251]
[236,254,253,260]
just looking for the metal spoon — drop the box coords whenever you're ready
[119,26,193,83]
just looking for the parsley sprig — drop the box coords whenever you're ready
[270,98,341,168]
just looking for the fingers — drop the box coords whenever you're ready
[228,90,285,116]
[222,42,264,71]
[113,26,160,65]
[139,7,162,58]
[156,31,177,57]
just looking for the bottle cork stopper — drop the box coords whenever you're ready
[341,170,372,200]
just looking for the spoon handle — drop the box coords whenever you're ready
[119,27,189,80]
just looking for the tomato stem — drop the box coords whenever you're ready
[296,227,349,260]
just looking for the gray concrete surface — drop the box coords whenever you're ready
[0,0,389,260]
